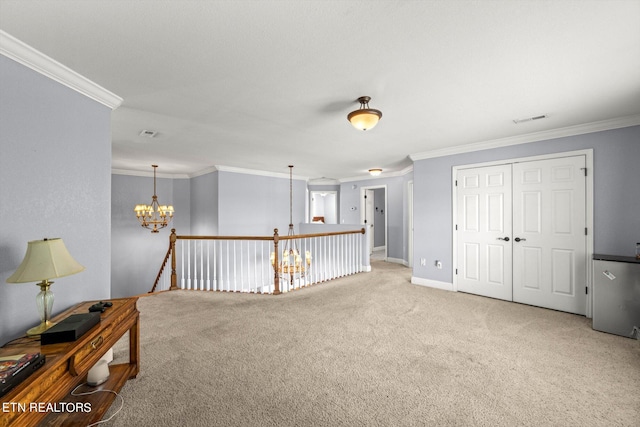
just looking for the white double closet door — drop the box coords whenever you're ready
[456,155,587,315]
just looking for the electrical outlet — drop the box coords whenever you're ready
[420,258,426,266]
[435,260,442,269]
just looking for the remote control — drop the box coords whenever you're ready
[88,301,113,313]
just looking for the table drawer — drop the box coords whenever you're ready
[68,323,114,376]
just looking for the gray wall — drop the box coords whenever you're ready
[217,171,306,236]
[340,175,408,262]
[0,56,112,344]
[191,171,218,235]
[111,174,188,297]
[412,125,640,284]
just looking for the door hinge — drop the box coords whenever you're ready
[455,180,458,186]
[455,268,458,275]
[455,224,458,231]
[585,286,588,295]
[585,227,588,236]
[581,167,587,177]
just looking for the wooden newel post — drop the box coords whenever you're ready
[273,228,281,295]
[169,228,178,290]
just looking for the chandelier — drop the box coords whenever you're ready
[271,165,312,284]
[347,96,382,131]
[134,164,174,233]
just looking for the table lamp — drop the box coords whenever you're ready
[6,238,85,336]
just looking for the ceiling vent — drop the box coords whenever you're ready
[139,130,158,138]
[513,114,548,124]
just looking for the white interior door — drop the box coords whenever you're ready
[512,156,587,314]
[456,164,513,301]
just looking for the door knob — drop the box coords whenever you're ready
[497,237,510,241]
[514,237,526,242]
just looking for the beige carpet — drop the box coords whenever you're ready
[103,261,640,426]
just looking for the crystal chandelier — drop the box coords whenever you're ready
[271,165,312,283]
[134,164,174,233]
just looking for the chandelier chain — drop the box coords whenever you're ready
[289,165,293,226]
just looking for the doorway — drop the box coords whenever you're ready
[408,180,414,268]
[360,185,388,260]
[453,151,593,316]
[309,191,337,224]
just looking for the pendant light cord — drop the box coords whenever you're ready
[289,165,293,227]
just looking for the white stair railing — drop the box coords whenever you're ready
[151,228,367,294]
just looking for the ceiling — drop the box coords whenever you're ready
[1,0,639,181]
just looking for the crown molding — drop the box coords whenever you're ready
[112,164,310,180]
[308,178,340,186]
[189,166,218,178]
[215,165,308,181]
[410,114,640,161]
[111,169,190,179]
[339,164,414,183]
[0,30,122,110]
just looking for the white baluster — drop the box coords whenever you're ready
[206,241,211,291]
[339,235,342,278]
[181,240,185,289]
[358,231,363,272]
[331,235,335,279]
[225,240,231,291]
[240,241,244,292]
[233,240,237,292]
[350,233,354,275]
[254,241,258,293]
[187,241,192,290]
[192,240,196,290]
[347,234,351,275]
[213,240,217,291]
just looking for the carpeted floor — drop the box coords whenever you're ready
[102,261,640,426]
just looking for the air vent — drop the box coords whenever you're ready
[513,114,548,124]
[139,130,158,138]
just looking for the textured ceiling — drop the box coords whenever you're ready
[1,0,639,180]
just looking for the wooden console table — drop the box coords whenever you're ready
[0,297,139,426]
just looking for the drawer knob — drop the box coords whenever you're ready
[91,335,104,350]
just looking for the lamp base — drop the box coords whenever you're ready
[26,320,56,337]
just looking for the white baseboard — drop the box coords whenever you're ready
[362,265,372,272]
[411,276,454,291]
[386,257,409,267]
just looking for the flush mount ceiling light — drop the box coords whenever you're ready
[348,96,382,131]
[368,168,383,176]
[513,114,548,124]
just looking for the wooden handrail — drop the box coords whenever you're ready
[174,228,365,241]
[150,244,173,293]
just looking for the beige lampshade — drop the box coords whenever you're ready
[6,238,85,283]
